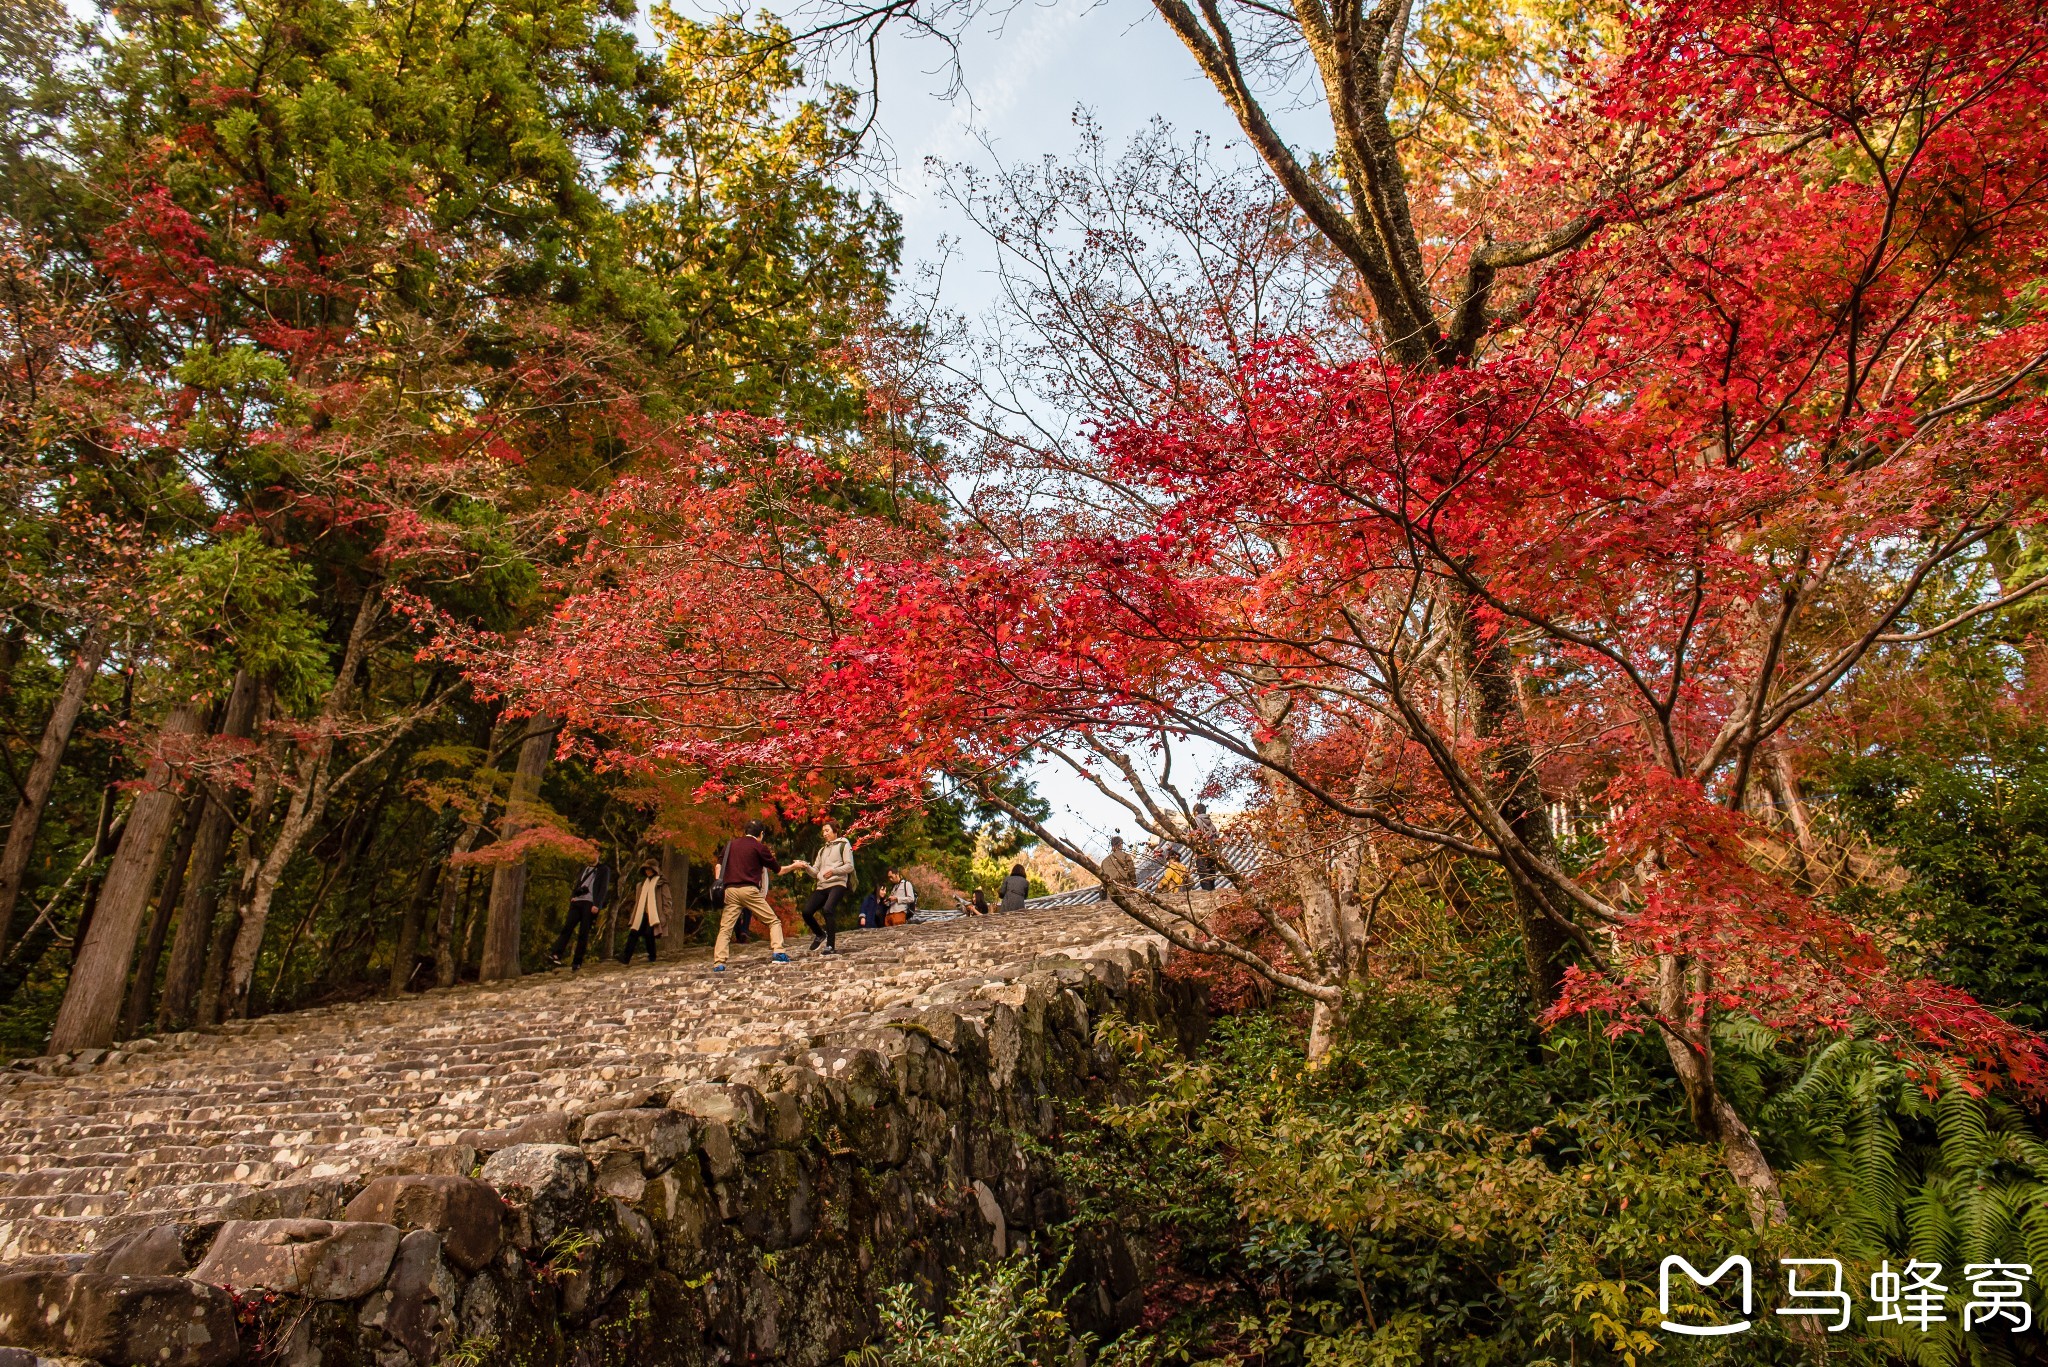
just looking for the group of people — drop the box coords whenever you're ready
[957,865,1033,917]
[544,822,1040,975]
[1098,805,1225,893]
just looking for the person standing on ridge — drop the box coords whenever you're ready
[999,864,1030,912]
[1105,836,1138,889]
[786,821,854,955]
[713,820,787,971]
[1100,836,1138,890]
[619,860,671,964]
[550,856,615,970]
[1192,804,1222,891]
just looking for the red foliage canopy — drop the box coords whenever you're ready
[497,0,2048,1106]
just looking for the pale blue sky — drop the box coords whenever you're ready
[654,0,1271,848]
[655,0,1304,847]
[847,0,1272,850]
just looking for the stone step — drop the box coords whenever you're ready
[0,1192,128,1219]
[0,905,1146,1283]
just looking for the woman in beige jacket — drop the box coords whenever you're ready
[619,860,672,964]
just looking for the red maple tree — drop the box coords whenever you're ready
[496,0,2048,1224]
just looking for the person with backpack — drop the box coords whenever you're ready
[885,869,917,924]
[550,857,615,970]
[1100,836,1138,889]
[712,820,787,971]
[785,821,854,955]
[619,860,671,964]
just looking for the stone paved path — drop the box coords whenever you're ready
[0,904,1134,1263]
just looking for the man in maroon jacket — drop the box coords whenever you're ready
[713,820,787,971]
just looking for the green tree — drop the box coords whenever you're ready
[1833,724,2048,1030]
[2,0,903,1049]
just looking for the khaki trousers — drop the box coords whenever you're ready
[715,885,783,964]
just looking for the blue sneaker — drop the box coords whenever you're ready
[771,952,790,963]
[712,963,727,973]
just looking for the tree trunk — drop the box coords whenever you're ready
[157,673,261,1029]
[458,870,483,972]
[1459,601,1572,1008]
[1653,954,1787,1230]
[118,793,201,1037]
[431,821,483,988]
[389,838,445,995]
[49,702,205,1054]
[662,844,690,940]
[1766,748,1827,891]
[221,591,383,1020]
[0,624,109,954]
[0,794,129,1010]
[265,757,399,1009]
[1250,688,1361,1060]
[479,718,555,982]
[197,685,279,1027]
[0,621,23,708]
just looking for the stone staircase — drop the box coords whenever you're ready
[0,904,1135,1268]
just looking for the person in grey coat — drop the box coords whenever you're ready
[999,864,1030,912]
[786,821,854,954]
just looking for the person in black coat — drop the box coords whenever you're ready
[550,858,615,971]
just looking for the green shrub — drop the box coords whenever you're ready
[1830,722,2048,1028]
[1045,937,2045,1366]
[849,1259,1079,1367]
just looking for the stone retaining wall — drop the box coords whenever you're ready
[0,934,1203,1366]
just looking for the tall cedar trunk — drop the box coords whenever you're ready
[0,786,128,1010]
[222,591,382,1020]
[197,685,278,1027]
[0,622,23,703]
[1460,600,1572,1006]
[0,624,110,954]
[72,667,139,961]
[69,782,122,966]
[457,870,483,971]
[388,838,444,995]
[265,755,401,1010]
[49,702,205,1053]
[431,716,504,988]
[431,821,483,989]
[661,844,689,940]
[480,718,554,982]
[157,673,261,1028]
[118,794,201,1037]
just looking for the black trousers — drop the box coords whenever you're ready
[551,903,596,967]
[1196,857,1218,891]
[801,886,847,948]
[621,922,658,963]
